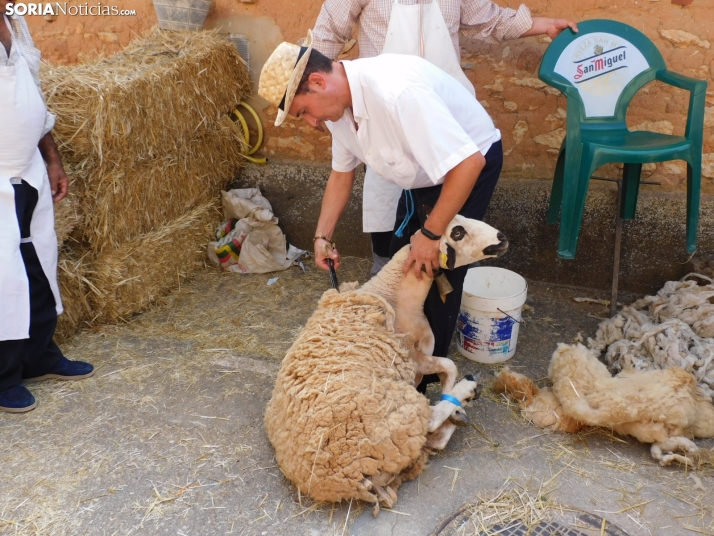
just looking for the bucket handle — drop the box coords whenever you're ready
[497,308,524,325]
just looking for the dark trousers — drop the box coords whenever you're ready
[371,230,393,259]
[390,140,503,369]
[0,180,63,392]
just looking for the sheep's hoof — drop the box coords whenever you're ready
[474,383,483,399]
[659,453,694,467]
[464,372,481,383]
[464,372,483,400]
[373,483,397,509]
[449,407,470,427]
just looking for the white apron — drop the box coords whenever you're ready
[0,25,62,341]
[362,0,476,233]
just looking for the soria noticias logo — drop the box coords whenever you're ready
[5,3,137,16]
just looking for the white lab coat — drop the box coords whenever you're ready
[0,49,62,341]
[362,0,477,233]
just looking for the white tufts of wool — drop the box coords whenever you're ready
[588,275,714,401]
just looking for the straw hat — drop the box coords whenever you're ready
[259,30,313,126]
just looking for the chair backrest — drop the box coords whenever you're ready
[539,19,667,122]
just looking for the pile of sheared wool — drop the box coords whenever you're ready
[588,275,714,402]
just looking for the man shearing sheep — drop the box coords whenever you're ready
[311,0,577,278]
[258,30,504,382]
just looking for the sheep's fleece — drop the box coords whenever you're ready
[588,276,714,401]
[264,290,429,504]
[494,343,714,466]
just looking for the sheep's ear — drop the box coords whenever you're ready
[422,205,433,218]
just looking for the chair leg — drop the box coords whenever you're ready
[558,144,589,259]
[621,163,642,220]
[686,159,701,254]
[547,147,566,225]
[610,178,624,318]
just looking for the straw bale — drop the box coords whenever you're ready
[55,247,100,342]
[41,26,250,167]
[90,201,220,323]
[42,28,250,339]
[71,116,245,252]
[53,189,83,245]
[54,200,218,340]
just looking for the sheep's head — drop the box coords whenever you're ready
[438,214,508,270]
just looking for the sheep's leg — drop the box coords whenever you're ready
[372,483,398,508]
[651,437,699,466]
[413,351,458,393]
[425,407,474,450]
[411,323,458,392]
[658,453,695,467]
[359,478,380,516]
[394,272,463,391]
[425,421,457,450]
[427,376,480,432]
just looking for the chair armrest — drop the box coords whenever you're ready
[656,69,707,95]
[657,69,708,141]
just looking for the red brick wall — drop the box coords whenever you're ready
[26,0,714,191]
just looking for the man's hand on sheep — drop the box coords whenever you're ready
[402,153,485,279]
[314,237,341,271]
[404,230,441,279]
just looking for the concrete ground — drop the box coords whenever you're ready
[1,258,712,536]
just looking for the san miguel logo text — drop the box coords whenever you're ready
[573,45,628,83]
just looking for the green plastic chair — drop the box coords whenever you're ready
[538,19,707,259]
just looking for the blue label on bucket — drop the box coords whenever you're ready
[457,310,515,355]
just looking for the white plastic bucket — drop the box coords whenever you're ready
[456,267,528,363]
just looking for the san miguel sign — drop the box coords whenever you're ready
[554,33,650,117]
[573,45,628,83]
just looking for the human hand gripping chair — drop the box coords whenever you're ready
[538,19,707,261]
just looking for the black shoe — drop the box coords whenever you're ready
[0,384,37,413]
[24,356,95,383]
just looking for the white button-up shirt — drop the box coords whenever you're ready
[327,54,501,190]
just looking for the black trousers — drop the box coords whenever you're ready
[390,140,504,364]
[371,230,393,259]
[0,180,63,392]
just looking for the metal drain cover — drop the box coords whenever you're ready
[435,510,629,536]
[484,521,585,535]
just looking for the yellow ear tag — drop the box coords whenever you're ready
[439,252,449,269]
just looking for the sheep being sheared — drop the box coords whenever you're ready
[494,343,714,467]
[265,215,508,513]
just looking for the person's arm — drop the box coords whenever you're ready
[402,153,485,278]
[314,168,356,271]
[38,132,68,203]
[460,0,533,43]
[312,0,366,60]
[520,16,578,39]
[460,1,577,43]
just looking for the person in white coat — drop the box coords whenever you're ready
[0,3,94,413]
[311,0,577,278]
